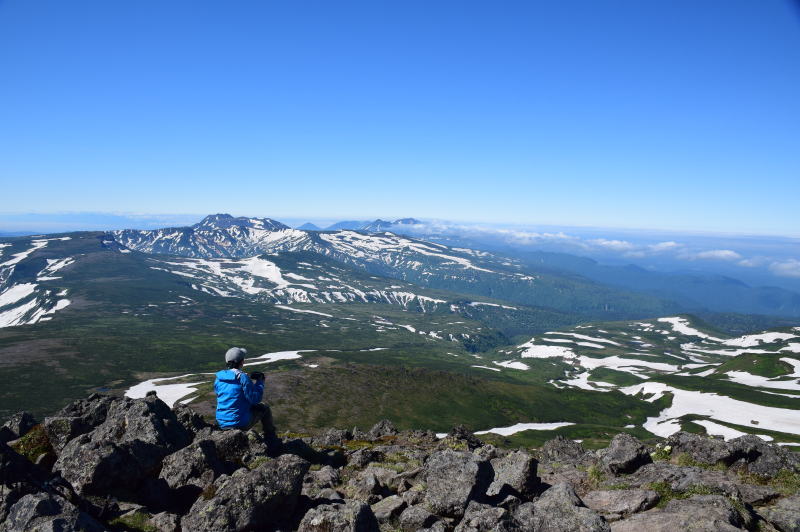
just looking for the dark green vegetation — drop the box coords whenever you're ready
[714,353,795,378]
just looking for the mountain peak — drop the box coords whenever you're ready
[194,214,289,231]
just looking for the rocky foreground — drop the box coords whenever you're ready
[1,393,799,531]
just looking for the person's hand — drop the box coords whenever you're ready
[250,371,265,382]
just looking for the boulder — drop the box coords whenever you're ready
[0,412,37,443]
[442,425,483,451]
[0,441,50,522]
[580,489,659,521]
[367,419,398,440]
[610,494,747,532]
[454,501,511,532]
[159,438,227,490]
[728,434,800,477]
[370,494,406,522]
[399,504,439,531]
[598,433,651,475]
[172,403,212,437]
[665,431,734,466]
[424,449,491,517]
[539,436,592,464]
[348,448,384,469]
[151,511,181,532]
[761,494,800,532]
[298,500,380,532]
[512,501,536,530]
[53,395,192,496]
[531,483,610,532]
[3,492,105,532]
[43,393,115,451]
[486,450,540,501]
[182,454,310,531]
[314,428,352,448]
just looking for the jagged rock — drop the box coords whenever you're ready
[3,492,105,532]
[666,431,733,465]
[454,501,511,532]
[474,444,500,461]
[315,488,346,503]
[182,454,310,531]
[348,448,384,468]
[347,470,385,504]
[622,462,743,499]
[298,500,380,531]
[304,465,341,494]
[442,425,483,451]
[610,494,747,532]
[399,504,439,531]
[172,403,212,437]
[580,489,659,521]
[424,449,491,517]
[736,483,780,506]
[0,441,51,522]
[370,494,406,522]
[43,394,115,452]
[598,433,651,475]
[486,449,539,500]
[761,494,800,532]
[402,486,425,506]
[159,438,226,490]
[531,483,610,532]
[539,436,591,463]
[512,501,536,529]
[151,511,180,531]
[314,428,352,447]
[367,419,398,440]
[728,434,800,477]
[0,412,37,443]
[53,395,192,496]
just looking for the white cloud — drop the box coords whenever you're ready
[770,259,800,278]
[648,241,681,252]
[693,249,742,261]
[588,238,636,251]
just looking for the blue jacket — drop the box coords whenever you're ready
[214,369,264,428]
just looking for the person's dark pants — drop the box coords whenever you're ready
[244,403,282,455]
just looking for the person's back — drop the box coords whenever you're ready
[214,365,263,428]
[214,347,281,455]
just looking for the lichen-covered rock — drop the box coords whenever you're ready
[580,489,659,521]
[370,494,406,522]
[728,434,800,477]
[0,412,37,443]
[53,395,192,496]
[298,500,380,532]
[182,454,310,531]
[0,441,51,522]
[367,419,398,440]
[598,433,651,475]
[3,492,105,532]
[441,425,483,451]
[399,504,439,531]
[43,393,115,452]
[424,449,491,517]
[761,494,800,532]
[609,494,747,532]
[665,431,734,466]
[454,501,512,532]
[159,438,226,490]
[172,403,212,437]
[539,436,592,464]
[532,483,610,532]
[486,450,539,501]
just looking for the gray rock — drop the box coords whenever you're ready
[442,425,483,451]
[0,441,50,522]
[159,438,226,490]
[512,501,536,530]
[370,494,407,522]
[736,483,780,506]
[298,500,380,532]
[598,433,651,475]
[314,428,352,447]
[399,505,439,531]
[728,434,800,477]
[532,483,610,532]
[0,412,37,443]
[3,492,105,532]
[348,448,385,468]
[305,465,341,491]
[762,495,800,532]
[151,511,180,532]
[666,431,734,466]
[419,523,448,532]
[402,487,425,506]
[53,395,192,495]
[367,419,398,440]
[539,436,592,464]
[347,470,385,504]
[580,489,659,521]
[182,454,310,531]
[424,449,491,517]
[610,494,746,532]
[43,394,115,452]
[172,403,211,437]
[454,501,511,532]
[487,450,540,500]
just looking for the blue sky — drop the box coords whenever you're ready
[1,1,799,235]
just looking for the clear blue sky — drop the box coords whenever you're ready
[1,0,799,234]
